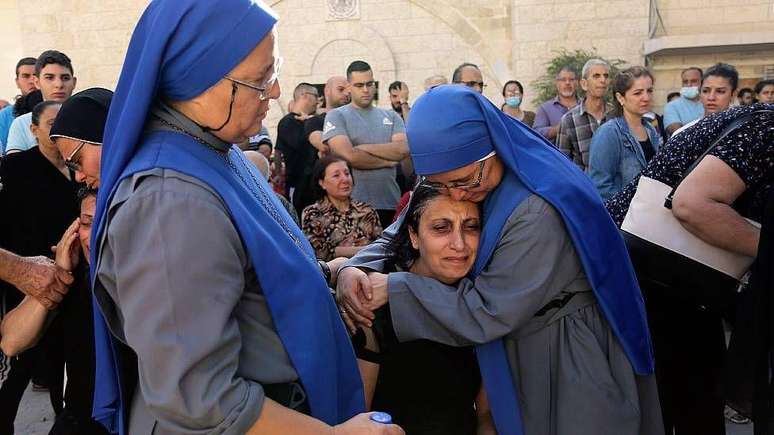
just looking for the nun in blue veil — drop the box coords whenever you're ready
[88,1,403,434]
[338,85,664,435]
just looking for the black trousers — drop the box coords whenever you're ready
[643,282,727,435]
[0,335,65,434]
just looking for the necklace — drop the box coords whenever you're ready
[154,117,316,264]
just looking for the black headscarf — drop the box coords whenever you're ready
[50,88,113,145]
[13,89,42,118]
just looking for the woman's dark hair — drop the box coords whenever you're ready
[387,184,445,270]
[13,89,42,118]
[501,80,524,97]
[309,154,354,201]
[31,101,61,126]
[738,88,754,98]
[702,63,739,92]
[612,66,654,117]
[755,79,774,95]
[77,186,98,206]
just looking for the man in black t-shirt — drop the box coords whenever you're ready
[298,76,351,213]
[275,82,318,203]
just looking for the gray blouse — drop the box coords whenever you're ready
[94,167,297,434]
[344,194,591,345]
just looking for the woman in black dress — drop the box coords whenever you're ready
[354,185,495,435]
[606,103,774,434]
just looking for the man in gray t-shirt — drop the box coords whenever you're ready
[322,60,408,227]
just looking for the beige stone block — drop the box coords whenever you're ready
[513,22,563,42]
[595,0,647,19]
[553,2,597,21]
[723,4,770,24]
[514,4,555,24]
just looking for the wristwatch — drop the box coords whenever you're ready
[317,259,331,284]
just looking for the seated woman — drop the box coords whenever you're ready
[1,187,108,434]
[302,154,382,261]
[354,185,495,435]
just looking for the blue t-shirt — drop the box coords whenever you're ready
[663,96,703,129]
[5,113,35,154]
[0,105,15,154]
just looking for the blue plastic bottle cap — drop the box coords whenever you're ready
[370,412,392,424]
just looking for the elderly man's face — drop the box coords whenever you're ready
[555,70,577,98]
[183,30,281,144]
[581,65,610,99]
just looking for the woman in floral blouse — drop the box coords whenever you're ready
[302,155,382,261]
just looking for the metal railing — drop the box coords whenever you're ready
[648,0,666,38]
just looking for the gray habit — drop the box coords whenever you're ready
[345,194,663,435]
[94,168,298,434]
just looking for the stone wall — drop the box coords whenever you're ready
[0,0,26,101]
[5,0,772,138]
[264,0,512,131]
[511,0,651,107]
[652,0,774,37]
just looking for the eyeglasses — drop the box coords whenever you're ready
[224,56,284,101]
[351,81,376,89]
[461,81,486,89]
[419,160,488,193]
[64,141,86,172]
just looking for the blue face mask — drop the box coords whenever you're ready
[680,86,699,99]
[505,96,521,108]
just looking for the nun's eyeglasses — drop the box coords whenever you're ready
[418,151,495,193]
[64,141,86,172]
[419,161,486,193]
[224,56,284,101]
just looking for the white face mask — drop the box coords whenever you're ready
[680,86,699,99]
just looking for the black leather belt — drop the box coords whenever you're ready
[264,382,310,414]
[535,292,577,317]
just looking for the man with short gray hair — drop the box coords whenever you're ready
[533,66,579,140]
[556,59,612,171]
[423,74,448,91]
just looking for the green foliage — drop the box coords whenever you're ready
[530,48,627,106]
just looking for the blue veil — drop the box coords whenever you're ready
[407,85,654,435]
[91,1,363,432]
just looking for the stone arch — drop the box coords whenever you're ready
[404,0,511,88]
[303,24,398,86]
[268,0,510,88]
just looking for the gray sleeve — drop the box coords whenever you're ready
[342,206,404,272]
[321,109,347,143]
[388,196,582,346]
[390,111,406,135]
[104,178,264,434]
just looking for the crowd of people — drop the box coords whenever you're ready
[0,1,772,434]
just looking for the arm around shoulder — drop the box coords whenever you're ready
[387,197,578,346]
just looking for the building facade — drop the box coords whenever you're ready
[0,0,771,135]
